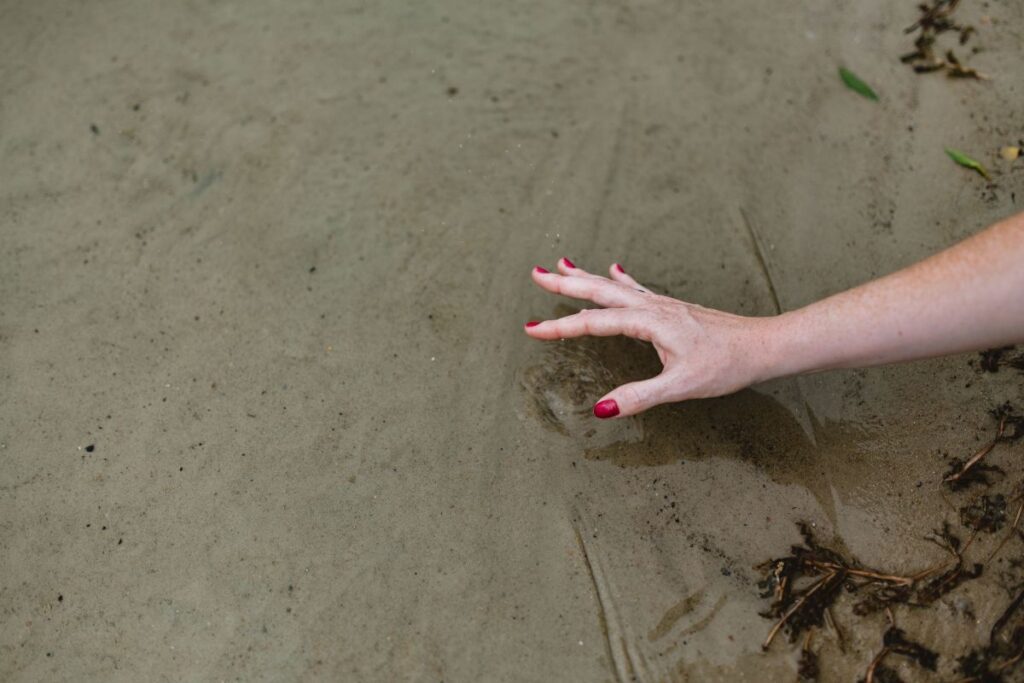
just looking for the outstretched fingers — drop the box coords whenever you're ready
[532,266,645,308]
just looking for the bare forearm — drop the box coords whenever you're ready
[769,211,1024,378]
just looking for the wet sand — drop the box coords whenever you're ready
[2,0,1023,680]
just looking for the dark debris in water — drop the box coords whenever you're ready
[914,559,983,606]
[756,522,950,649]
[961,494,1008,533]
[944,458,1005,491]
[901,0,988,79]
[757,519,982,676]
[944,405,1023,490]
[797,643,819,682]
[957,587,1024,681]
[756,522,849,646]
[993,403,1024,443]
[883,626,938,670]
[756,403,1024,680]
[979,346,1024,374]
[853,584,913,617]
[858,625,939,683]
[860,663,904,683]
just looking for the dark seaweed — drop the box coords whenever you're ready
[917,561,983,604]
[884,627,938,670]
[944,406,1022,490]
[993,403,1024,443]
[758,521,986,648]
[861,664,904,683]
[945,459,1005,491]
[979,347,1024,374]
[901,0,985,79]
[798,646,819,682]
[756,526,851,646]
[853,585,913,616]
[956,588,1024,681]
[758,404,1024,678]
[961,494,1008,533]
[916,525,982,604]
[858,626,938,682]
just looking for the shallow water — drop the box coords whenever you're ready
[2,0,1023,680]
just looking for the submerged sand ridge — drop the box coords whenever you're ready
[2,0,1023,680]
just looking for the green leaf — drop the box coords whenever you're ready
[838,67,879,101]
[945,148,991,180]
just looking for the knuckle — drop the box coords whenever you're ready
[623,384,646,407]
[574,308,594,333]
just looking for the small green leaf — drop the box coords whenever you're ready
[838,67,879,101]
[945,147,991,180]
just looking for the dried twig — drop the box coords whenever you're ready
[865,647,890,683]
[798,631,819,681]
[809,561,915,585]
[944,416,1008,487]
[762,572,838,650]
[760,404,1024,680]
[824,607,844,653]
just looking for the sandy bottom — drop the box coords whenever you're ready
[2,0,1023,680]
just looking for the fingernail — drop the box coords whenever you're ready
[562,257,576,269]
[593,399,619,419]
[534,266,549,274]
[525,321,540,328]
[613,263,626,274]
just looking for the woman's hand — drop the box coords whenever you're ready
[525,258,782,418]
[525,213,1024,419]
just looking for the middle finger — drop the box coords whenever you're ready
[532,268,646,308]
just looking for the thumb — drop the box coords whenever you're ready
[593,374,677,419]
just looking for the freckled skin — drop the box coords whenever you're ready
[778,211,1024,375]
[526,213,1024,418]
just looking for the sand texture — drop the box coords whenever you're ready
[2,0,1024,680]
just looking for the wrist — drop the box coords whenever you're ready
[755,309,823,382]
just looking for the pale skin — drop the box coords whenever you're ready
[525,210,1024,419]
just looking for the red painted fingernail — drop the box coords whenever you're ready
[534,266,549,274]
[593,399,619,419]
[525,321,540,328]
[614,263,626,274]
[562,257,576,269]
